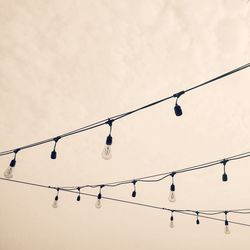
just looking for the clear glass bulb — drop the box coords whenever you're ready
[102,145,112,160]
[169,221,174,228]
[4,166,13,179]
[168,191,176,202]
[95,199,102,209]
[52,200,58,208]
[224,225,230,234]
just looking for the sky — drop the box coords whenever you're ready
[0,1,250,249]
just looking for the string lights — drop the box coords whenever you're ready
[1,177,250,232]
[0,63,248,164]
[0,63,249,236]
[16,150,248,203]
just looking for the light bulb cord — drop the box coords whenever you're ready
[98,185,104,199]
[224,211,229,225]
[13,149,20,161]
[55,188,60,200]
[222,159,228,174]
[106,119,113,135]
[1,63,249,157]
[53,136,61,151]
[133,180,137,192]
[196,211,199,221]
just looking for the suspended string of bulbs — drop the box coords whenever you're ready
[3,149,250,230]
[48,151,249,208]
[0,63,249,168]
[1,63,250,234]
[1,177,250,234]
[5,150,247,203]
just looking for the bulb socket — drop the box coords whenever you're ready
[98,193,102,200]
[55,195,59,201]
[106,135,113,145]
[9,159,16,167]
[77,195,81,202]
[51,150,57,159]
[196,219,200,225]
[132,191,136,198]
[222,173,228,182]
[225,220,229,226]
[174,104,183,116]
[170,183,175,192]
[170,215,174,221]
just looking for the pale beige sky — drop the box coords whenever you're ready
[0,0,250,249]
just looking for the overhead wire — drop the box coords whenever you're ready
[0,177,249,228]
[0,63,249,157]
[46,150,250,191]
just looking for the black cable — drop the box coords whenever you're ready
[52,150,250,191]
[0,177,249,227]
[0,63,249,156]
[176,211,250,227]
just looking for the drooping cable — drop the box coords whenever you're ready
[0,177,250,229]
[0,63,249,157]
[44,150,250,196]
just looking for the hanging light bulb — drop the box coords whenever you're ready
[224,211,230,234]
[173,91,185,117]
[95,198,102,209]
[131,180,137,198]
[221,159,229,182]
[50,136,61,160]
[4,166,13,179]
[4,149,20,179]
[77,187,81,202]
[168,172,176,202]
[102,119,113,160]
[196,211,200,225]
[169,211,174,228]
[52,188,60,208]
[95,185,104,209]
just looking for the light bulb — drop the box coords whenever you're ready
[52,199,58,208]
[169,214,174,228]
[52,195,58,208]
[169,220,174,228]
[95,198,102,209]
[4,166,14,179]
[168,191,176,202]
[224,225,230,234]
[102,145,112,160]
[224,219,230,234]
[169,174,176,202]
